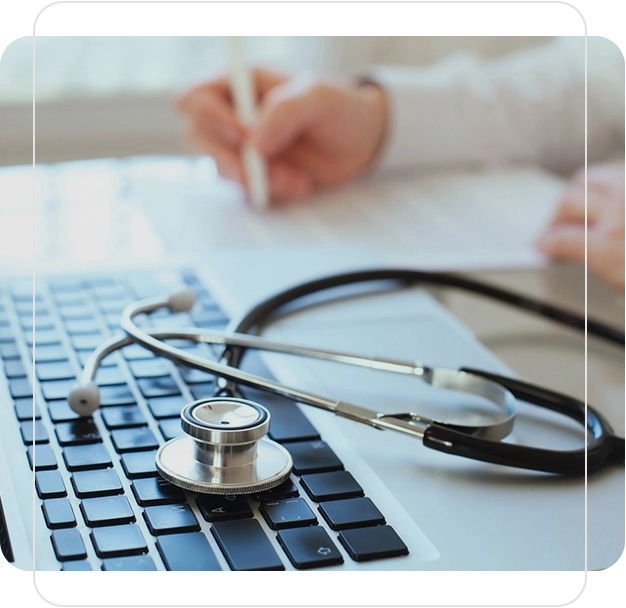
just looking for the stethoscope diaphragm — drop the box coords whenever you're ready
[155,397,293,495]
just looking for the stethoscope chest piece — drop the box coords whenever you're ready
[155,397,293,495]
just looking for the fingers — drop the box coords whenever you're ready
[252,79,324,157]
[548,185,606,228]
[536,225,587,265]
[177,82,245,147]
[268,161,313,203]
[187,127,244,182]
[178,70,315,204]
[188,125,311,202]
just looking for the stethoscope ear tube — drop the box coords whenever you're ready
[422,368,625,475]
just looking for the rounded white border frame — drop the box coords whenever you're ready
[32,0,588,608]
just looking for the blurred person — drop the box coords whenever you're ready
[177,37,625,292]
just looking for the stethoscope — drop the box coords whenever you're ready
[68,269,625,495]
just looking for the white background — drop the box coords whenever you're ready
[0,0,624,607]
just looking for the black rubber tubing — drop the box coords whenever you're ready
[222,268,625,475]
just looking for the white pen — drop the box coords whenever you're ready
[227,36,270,210]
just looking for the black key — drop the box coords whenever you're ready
[93,285,127,300]
[259,498,317,530]
[55,420,101,446]
[178,366,214,384]
[249,390,320,443]
[96,366,127,387]
[9,378,32,399]
[101,405,147,429]
[240,359,320,443]
[197,495,253,522]
[99,384,136,406]
[143,504,199,535]
[168,341,206,353]
[90,524,147,558]
[120,451,158,479]
[338,525,409,561]
[147,395,186,419]
[318,497,385,530]
[122,344,155,361]
[111,427,159,453]
[156,532,221,571]
[63,444,112,471]
[31,344,67,363]
[47,400,82,423]
[42,498,76,529]
[53,291,86,305]
[62,560,91,571]
[189,383,215,400]
[71,469,123,498]
[11,286,42,301]
[285,440,343,475]
[159,419,183,441]
[14,397,41,421]
[137,377,181,398]
[77,349,116,368]
[51,528,87,561]
[81,496,135,527]
[49,279,84,293]
[190,310,229,328]
[0,327,14,343]
[277,527,344,570]
[1,341,20,359]
[211,520,284,571]
[15,301,47,315]
[129,359,169,379]
[102,555,156,571]
[20,420,49,445]
[300,471,364,502]
[251,479,299,502]
[21,314,54,331]
[104,313,122,329]
[25,329,60,347]
[71,333,104,352]
[3,359,26,379]
[27,444,57,470]
[64,318,99,335]
[131,477,185,506]
[86,277,118,287]
[36,470,67,499]
[59,304,93,321]
[36,361,75,381]
[98,301,128,316]
[41,379,74,401]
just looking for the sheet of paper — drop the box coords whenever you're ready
[3,156,564,273]
[130,156,563,271]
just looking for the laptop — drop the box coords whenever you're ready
[0,160,622,573]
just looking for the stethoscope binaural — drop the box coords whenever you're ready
[68,268,625,495]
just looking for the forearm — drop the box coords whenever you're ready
[368,38,623,175]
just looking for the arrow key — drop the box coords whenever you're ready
[277,527,343,569]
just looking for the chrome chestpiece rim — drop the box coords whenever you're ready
[155,397,293,495]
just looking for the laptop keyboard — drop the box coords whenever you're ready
[0,269,409,570]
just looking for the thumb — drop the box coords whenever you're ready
[252,78,321,157]
[537,225,587,264]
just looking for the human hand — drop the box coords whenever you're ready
[537,162,625,293]
[176,68,388,203]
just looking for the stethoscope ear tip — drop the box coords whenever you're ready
[167,289,196,313]
[68,381,100,416]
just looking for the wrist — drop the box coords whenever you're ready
[355,82,389,168]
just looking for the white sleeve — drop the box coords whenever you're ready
[366,37,624,175]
